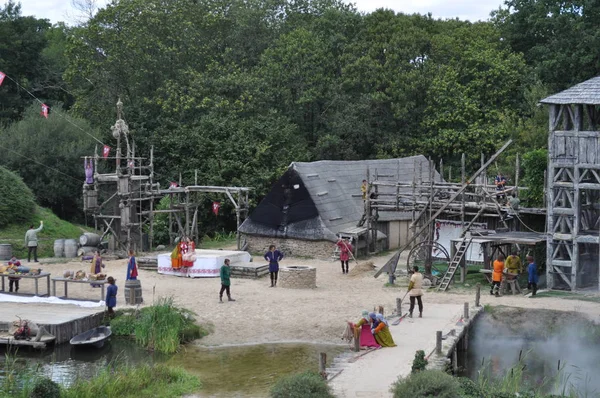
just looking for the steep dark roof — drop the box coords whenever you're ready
[239,156,440,241]
[540,76,600,105]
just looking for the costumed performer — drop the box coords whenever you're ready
[350,310,380,348]
[106,276,117,317]
[182,237,196,267]
[126,249,138,280]
[90,250,105,287]
[264,245,284,288]
[171,238,182,269]
[369,312,396,347]
[336,237,353,274]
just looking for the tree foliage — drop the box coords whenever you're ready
[2,0,600,227]
[0,105,96,220]
[0,165,36,228]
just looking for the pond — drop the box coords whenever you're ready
[0,339,347,397]
[459,307,600,397]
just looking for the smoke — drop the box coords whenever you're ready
[466,308,600,396]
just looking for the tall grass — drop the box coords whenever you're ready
[62,363,200,398]
[0,353,40,398]
[110,297,204,354]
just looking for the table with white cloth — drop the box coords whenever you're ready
[157,249,252,278]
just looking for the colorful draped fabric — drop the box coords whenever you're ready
[372,320,396,347]
[354,318,380,348]
[171,245,182,269]
[91,254,103,274]
[182,241,196,267]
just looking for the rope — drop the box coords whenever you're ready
[0,143,84,183]
[513,210,543,233]
[2,73,107,146]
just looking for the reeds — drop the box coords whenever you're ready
[133,297,203,354]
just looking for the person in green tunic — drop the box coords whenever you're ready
[505,252,522,275]
[369,313,396,347]
[219,258,235,303]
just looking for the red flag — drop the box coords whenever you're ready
[212,201,220,216]
[102,145,110,158]
[41,103,49,118]
[0,71,5,86]
[169,182,178,189]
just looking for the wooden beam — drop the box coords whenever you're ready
[374,139,513,278]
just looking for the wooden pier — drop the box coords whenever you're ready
[0,302,105,346]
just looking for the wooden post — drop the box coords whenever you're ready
[378,305,384,316]
[354,328,360,352]
[396,297,402,316]
[319,352,327,380]
[436,331,442,355]
[475,283,481,307]
[452,348,458,374]
[464,302,469,320]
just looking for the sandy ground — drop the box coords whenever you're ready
[12,252,600,398]
[16,253,600,347]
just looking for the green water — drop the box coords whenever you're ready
[1,339,346,397]
[168,343,346,397]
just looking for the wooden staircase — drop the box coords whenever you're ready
[437,237,473,292]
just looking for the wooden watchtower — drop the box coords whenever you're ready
[541,77,600,291]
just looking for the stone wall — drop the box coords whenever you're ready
[242,234,334,259]
[278,266,317,289]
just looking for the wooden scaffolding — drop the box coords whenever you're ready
[82,100,251,252]
[541,77,600,291]
[369,140,546,284]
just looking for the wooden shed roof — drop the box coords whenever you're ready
[540,76,600,105]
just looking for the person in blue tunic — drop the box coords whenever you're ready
[126,249,138,280]
[527,256,538,296]
[264,245,284,288]
[106,276,118,317]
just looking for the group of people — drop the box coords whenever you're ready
[170,237,197,269]
[350,310,396,348]
[491,252,538,296]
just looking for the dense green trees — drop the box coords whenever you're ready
[1,0,599,224]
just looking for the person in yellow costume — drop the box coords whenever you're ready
[368,312,396,347]
[505,252,522,275]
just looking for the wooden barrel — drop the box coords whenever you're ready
[53,239,65,258]
[63,239,79,258]
[124,279,143,305]
[79,233,101,247]
[0,244,12,260]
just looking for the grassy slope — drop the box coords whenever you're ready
[0,206,89,258]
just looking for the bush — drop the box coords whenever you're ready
[29,378,60,398]
[110,314,136,336]
[0,166,36,228]
[270,371,334,398]
[411,350,428,373]
[458,377,483,398]
[390,370,461,398]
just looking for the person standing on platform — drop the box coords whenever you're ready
[336,237,353,274]
[527,256,538,296]
[219,258,235,303]
[106,276,118,317]
[408,265,424,318]
[491,254,505,296]
[126,249,138,280]
[24,221,43,263]
[265,245,284,287]
[495,173,507,199]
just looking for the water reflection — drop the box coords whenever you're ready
[0,339,346,397]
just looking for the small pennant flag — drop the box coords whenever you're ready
[128,160,134,169]
[41,103,49,118]
[169,182,178,189]
[0,71,5,86]
[212,201,220,216]
[102,145,110,158]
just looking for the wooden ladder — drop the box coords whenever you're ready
[437,237,473,292]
